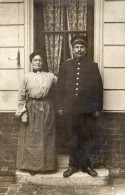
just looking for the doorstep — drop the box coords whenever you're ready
[16,155,109,186]
[16,168,109,187]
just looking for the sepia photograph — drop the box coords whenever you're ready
[0,0,125,194]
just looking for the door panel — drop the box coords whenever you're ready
[104,91,125,111]
[0,26,24,47]
[104,46,125,68]
[0,0,23,2]
[0,48,24,69]
[0,91,18,111]
[0,70,24,90]
[104,24,125,45]
[104,1,125,22]
[104,69,125,89]
[0,3,24,24]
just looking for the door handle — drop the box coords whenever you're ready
[8,50,21,67]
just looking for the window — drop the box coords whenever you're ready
[34,0,94,75]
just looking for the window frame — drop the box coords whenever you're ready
[34,0,94,61]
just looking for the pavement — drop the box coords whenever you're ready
[0,156,125,195]
[0,175,125,195]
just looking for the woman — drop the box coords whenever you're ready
[15,51,57,175]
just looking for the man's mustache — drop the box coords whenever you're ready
[76,52,82,54]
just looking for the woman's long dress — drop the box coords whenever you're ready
[15,71,57,171]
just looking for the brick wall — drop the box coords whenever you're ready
[0,113,20,175]
[0,112,125,175]
[98,113,125,169]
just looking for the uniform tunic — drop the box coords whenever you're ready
[56,57,103,114]
[56,56,103,169]
[16,71,57,171]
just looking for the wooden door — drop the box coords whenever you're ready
[0,0,33,111]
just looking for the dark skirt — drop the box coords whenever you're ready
[16,99,57,171]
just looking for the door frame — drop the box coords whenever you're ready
[27,0,104,73]
[94,0,104,78]
[24,0,34,73]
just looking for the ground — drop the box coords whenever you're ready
[0,176,125,195]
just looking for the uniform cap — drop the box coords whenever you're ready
[71,35,87,46]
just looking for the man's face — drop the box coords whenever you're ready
[72,43,86,58]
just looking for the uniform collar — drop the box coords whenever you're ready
[74,56,85,62]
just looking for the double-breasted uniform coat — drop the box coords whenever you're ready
[56,56,103,169]
[56,56,103,114]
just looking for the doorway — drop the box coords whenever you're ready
[34,0,94,154]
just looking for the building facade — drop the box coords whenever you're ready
[0,0,125,175]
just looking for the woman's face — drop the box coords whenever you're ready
[31,55,43,71]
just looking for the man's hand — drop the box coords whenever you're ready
[93,111,100,117]
[57,110,63,115]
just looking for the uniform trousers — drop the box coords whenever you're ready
[64,113,97,169]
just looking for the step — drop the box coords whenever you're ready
[16,168,109,186]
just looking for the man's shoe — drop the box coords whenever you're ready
[28,170,36,175]
[63,167,78,177]
[82,167,98,177]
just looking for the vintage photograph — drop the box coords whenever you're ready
[0,0,125,194]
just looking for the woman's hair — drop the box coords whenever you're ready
[29,50,48,72]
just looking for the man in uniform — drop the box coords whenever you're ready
[56,35,103,177]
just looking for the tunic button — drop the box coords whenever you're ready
[77,72,80,75]
[76,88,78,90]
[76,77,79,80]
[78,63,80,65]
[75,93,78,96]
[77,67,80,70]
[76,83,79,85]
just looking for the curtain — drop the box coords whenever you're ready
[67,0,87,58]
[42,0,64,75]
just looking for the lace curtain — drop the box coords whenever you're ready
[67,0,87,58]
[42,0,87,73]
[42,0,64,75]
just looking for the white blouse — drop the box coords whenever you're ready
[15,71,57,118]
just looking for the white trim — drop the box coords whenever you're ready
[94,0,104,79]
[24,0,34,73]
